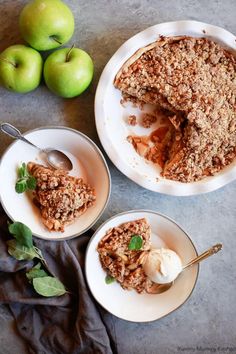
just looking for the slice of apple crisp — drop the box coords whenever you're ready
[97,218,156,293]
[27,162,96,232]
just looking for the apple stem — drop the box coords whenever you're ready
[51,36,62,45]
[66,44,75,62]
[0,57,17,67]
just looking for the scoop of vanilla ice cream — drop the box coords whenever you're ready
[143,248,182,284]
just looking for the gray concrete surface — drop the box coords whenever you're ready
[0,0,236,353]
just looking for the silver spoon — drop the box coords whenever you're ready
[0,123,73,171]
[147,243,223,294]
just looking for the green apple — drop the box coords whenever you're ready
[43,46,94,98]
[0,44,43,93]
[19,0,74,51]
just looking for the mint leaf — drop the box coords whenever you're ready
[128,235,143,250]
[26,263,48,282]
[27,269,48,282]
[8,222,33,248]
[18,163,28,178]
[7,240,38,261]
[15,179,27,193]
[26,176,37,190]
[33,277,67,297]
[105,275,115,284]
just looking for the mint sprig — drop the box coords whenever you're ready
[15,163,36,194]
[105,275,115,284]
[128,235,143,250]
[7,221,67,297]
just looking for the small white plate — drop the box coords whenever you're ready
[95,20,236,196]
[0,126,111,241]
[85,210,199,322]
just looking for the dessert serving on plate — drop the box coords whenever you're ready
[28,162,96,232]
[0,126,110,240]
[86,209,199,321]
[97,215,222,296]
[114,36,236,183]
[97,217,183,294]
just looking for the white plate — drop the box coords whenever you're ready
[85,210,199,322]
[0,126,111,241]
[95,20,236,196]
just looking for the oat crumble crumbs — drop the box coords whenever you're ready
[141,113,157,128]
[127,115,137,126]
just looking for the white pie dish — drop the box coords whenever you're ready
[0,126,111,241]
[85,210,199,322]
[95,20,236,196]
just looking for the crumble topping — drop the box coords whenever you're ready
[120,92,145,110]
[27,162,96,232]
[114,36,236,182]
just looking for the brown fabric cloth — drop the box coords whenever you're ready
[0,206,116,354]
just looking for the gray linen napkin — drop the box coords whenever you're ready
[0,206,116,354]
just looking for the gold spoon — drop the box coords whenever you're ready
[0,123,73,171]
[146,243,223,294]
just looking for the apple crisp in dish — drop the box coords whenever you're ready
[114,36,236,182]
[97,218,159,294]
[27,162,96,232]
